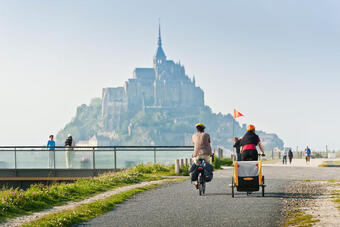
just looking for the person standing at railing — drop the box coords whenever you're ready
[233,137,242,161]
[65,134,75,168]
[47,135,55,168]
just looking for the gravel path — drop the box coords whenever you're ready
[75,166,340,227]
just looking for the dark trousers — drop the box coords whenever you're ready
[242,149,258,161]
[289,156,292,164]
[283,155,287,164]
[237,152,241,161]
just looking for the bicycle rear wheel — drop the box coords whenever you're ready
[198,174,205,196]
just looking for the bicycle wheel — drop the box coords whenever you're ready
[202,182,206,195]
[198,174,203,196]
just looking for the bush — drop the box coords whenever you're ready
[134,163,170,174]
[213,157,232,169]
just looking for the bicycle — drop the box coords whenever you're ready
[197,159,206,196]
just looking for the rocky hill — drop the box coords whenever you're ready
[57,26,284,150]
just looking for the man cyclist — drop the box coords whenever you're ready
[240,124,265,161]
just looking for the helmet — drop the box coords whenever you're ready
[247,124,255,131]
[195,123,206,129]
[67,134,72,137]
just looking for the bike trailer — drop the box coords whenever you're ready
[233,161,263,192]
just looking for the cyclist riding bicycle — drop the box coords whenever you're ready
[192,123,212,164]
[240,124,265,161]
[192,123,212,189]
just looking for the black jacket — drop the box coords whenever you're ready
[288,150,293,158]
[240,131,259,146]
[65,137,73,146]
[233,140,241,153]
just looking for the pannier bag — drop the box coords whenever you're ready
[189,164,199,182]
[204,163,214,182]
[189,163,214,182]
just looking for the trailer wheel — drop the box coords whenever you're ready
[231,177,234,198]
[262,176,265,197]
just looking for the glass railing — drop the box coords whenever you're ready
[0,146,194,170]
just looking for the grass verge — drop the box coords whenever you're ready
[285,208,319,227]
[213,157,233,169]
[0,170,160,223]
[21,180,182,227]
[133,163,190,176]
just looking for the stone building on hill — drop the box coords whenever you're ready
[58,25,284,150]
[102,25,204,132]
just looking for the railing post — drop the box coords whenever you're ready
[272,149,273,160]
[92,147,96,170]
[154,147,157,164]
[114,147,117,170]
[14,147,17,173]
[175,159,180,174]
[53,148,56,170]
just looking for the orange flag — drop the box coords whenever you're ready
[233,109,244,119]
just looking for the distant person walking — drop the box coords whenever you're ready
[288,149,293,164]
[47,135,55,168]
[305,146,311,164]
[233,137,241,161]
[282,149,288,164]
[65,134,75,168]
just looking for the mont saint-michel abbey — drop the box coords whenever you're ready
[102,26,205,131]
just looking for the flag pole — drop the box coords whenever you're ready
[232,116,235,160]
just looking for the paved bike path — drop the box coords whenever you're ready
[76,166,340,227]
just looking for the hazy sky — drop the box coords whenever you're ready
[0,0,339,150]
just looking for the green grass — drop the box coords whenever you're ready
[133,163,190,176]
[318,161,340,167]
[0,169,159,223]
[21,179,186,227]
[21,184,160,227]
[213,157,232,169]
[285,209,319,227]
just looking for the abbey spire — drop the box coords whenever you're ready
[154,22,166,66]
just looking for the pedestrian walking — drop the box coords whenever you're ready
[233,137,242,161]
[47,135,55,168]
[282,149,288,164]
[305,146,311,165]
[65,134,75,168]
[288,149,293,164]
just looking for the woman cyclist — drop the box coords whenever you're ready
[192,123,212,164]
[240,124,265,161]
[192,123,212,189]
